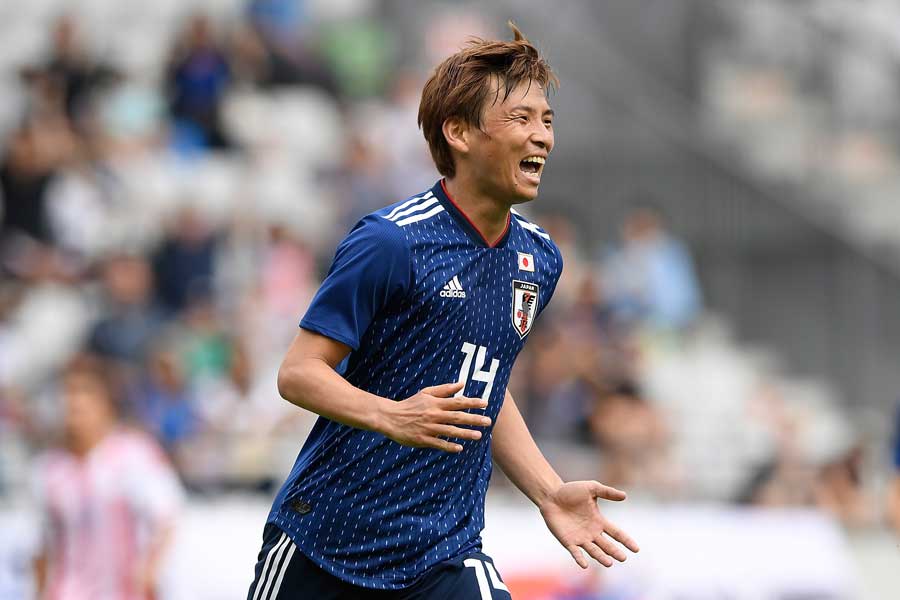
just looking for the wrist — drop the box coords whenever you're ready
[534,475,564,510]
[371,396,396,437]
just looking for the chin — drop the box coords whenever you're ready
[510,184,540,204]
[511,193,538,205]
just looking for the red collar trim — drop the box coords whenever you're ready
[440,180,510,248]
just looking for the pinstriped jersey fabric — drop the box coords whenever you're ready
[267,180,563,589]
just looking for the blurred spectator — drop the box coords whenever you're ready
[535,215,589,311]
[0,116,76,250]
[187,337,314,491]
[31,355,182,600]
[88,255,165,364]
[239,0,342,95]
[738,458,816,508]
[257,225,316,323]
[350,72,437,203]
[152,208,218,315]
[177,297,231,381]
[247,0,306,48]
[814,444,875,527]
[44,151,118,261]
[318,18,393,99]
[165,15,233,151]
[332,134,390,232]
[0,126,53,245]
[231,20,338,95]
[130,345,199,462]
[738,383,817,507]
[522,271,634,441]
[521,323,585,439]
[587,380,675,498]
[558,271,635,381]
[25,16,115,127]
[0,247,90,391]
[226,223,318,363]
[603,205,702,331]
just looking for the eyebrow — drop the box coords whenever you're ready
[510,105,555,118]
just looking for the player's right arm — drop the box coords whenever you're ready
[278,325,492,453]
[281,213,491,451]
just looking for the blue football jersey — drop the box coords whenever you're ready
[267,180,563,589]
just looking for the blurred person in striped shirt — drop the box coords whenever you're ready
[32,355,183,600]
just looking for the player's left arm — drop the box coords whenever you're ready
[491,390,640,568]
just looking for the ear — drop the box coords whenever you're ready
[442,117,470,156]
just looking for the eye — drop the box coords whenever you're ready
[514,115,528,123]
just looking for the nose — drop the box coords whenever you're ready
[530,122,553,153]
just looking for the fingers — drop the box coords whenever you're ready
[581,542,613,567]
[430,424,483,442]
[439,395,489,411]
[442,410,491,427]
[422,381,465,397]
[604,521,640,553]
[417,436,464,453]
[591,481,627,502]
[570,535,635,570]
[566,545,589,569]
[581,542,614,568]
[592,535,628,563]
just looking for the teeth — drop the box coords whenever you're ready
[522,156,546,165]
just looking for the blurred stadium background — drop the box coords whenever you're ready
[2,0,900,598]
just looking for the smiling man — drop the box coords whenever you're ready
[247,23,639,600]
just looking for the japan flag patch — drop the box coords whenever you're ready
[517,252,535,272]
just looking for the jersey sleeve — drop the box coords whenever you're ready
[538,240,564,316]
[300,215,412,350]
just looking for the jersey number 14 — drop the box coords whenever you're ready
[454,342,499,403]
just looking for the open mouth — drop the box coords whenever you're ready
[519,156,545,179]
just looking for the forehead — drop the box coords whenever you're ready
[485,78,552,114]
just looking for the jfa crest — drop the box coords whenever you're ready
[512,280,539,339]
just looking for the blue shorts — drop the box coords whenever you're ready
[247,523,512,600]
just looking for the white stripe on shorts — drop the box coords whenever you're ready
[268,542,297,599]
[259,534,293,600]
[252,533,289,600]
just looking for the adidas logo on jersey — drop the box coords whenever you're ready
[440,276,467,298]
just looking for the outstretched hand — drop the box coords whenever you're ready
[539,480,640,569]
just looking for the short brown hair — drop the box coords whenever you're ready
[418,22,558,178]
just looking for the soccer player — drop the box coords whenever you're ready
[248,24,640,600]
[32,355,183,600]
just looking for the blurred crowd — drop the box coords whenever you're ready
[702,0,900,246]
[1,0,899,554]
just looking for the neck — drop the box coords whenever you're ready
[443,175,511,246]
